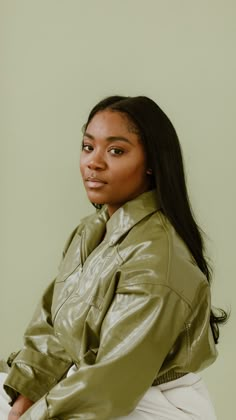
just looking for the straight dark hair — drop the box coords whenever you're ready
[83,95,228,344]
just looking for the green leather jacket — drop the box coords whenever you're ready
[4,190,217,419]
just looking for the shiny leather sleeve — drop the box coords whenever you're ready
[4,279,73,404]
[19,281,191,420]
[3,227,81,403]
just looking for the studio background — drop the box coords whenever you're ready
[1,1,235,418]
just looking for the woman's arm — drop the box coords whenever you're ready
[4,226,80,404]
[18,281,192,420]
[8,395,34,420]
[4,278,73,404]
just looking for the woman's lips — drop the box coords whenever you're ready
[85,178,107,188]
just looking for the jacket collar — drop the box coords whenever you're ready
[80,206,109,264]
[104,190,160,245]
[81,190,160,263]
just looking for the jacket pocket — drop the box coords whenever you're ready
[52,265,83,321]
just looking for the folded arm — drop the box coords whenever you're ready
[18,281,190,420]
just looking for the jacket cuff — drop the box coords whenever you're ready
[0,359,10,374]
[4,348,71,403]
[7,351,20,368]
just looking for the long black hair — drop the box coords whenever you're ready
[83,95,228,344]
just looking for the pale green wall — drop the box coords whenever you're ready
[1,0,235,418]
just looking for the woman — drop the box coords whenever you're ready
[0,95,226,419]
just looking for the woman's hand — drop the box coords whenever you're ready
[8,394,34,419]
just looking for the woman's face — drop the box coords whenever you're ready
[80,110,150,216]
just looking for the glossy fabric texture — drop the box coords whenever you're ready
[3,190,217,419]
[0,372,217,420]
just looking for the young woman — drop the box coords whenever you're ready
[0,96,227,419]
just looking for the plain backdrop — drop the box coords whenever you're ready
[1,1,235,418]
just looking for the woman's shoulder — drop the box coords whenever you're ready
[118,210,210,307]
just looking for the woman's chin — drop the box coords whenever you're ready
[86,191,106,205]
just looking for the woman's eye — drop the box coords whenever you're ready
[109,148,124,156]
[82,143,93,152]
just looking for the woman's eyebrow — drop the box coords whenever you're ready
[83,132,133,145]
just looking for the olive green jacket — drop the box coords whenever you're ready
[4,190,217,419]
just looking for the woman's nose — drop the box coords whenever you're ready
[87,152,106,170]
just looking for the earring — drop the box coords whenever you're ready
[146,168,153,175]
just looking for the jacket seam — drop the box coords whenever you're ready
[114,245,125,265]
[184,322,191,369]
[116,282,193,311]
[157,212,172,285]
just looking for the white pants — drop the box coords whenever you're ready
[0,372,217,419]
[0,374,10,420]
[115,374,217,419]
